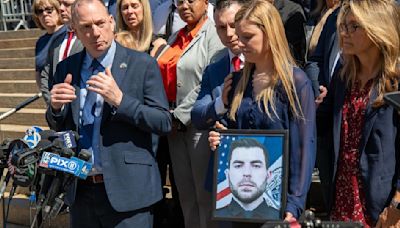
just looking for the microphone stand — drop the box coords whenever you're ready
[0,93,42,121]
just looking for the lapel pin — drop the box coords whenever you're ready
[120,63,127,68]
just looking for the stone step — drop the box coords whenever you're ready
[0,124,50,142]
[0,193,70,227]
[0,80,39,93]
[0,108,47,126]
[0,47,35,58]
[0,38,37,49]
[0,29,44,40]
[0,69,35,80]
[0,58,35,69]
[0,93,46,109]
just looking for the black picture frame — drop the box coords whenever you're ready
[212,129,289,223]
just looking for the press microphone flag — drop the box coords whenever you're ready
[39,152,91,179]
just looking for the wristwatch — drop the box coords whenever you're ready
[391,199,400,209]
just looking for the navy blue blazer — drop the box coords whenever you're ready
[191,49,230,130]
[317,74,400,222]
[46,43,172,212]
[305,7,340,96]
[224,67,316,218]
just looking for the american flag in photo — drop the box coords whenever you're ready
[215,135,235,209]
[216,135,282,210]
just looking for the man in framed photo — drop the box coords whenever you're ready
[216,138,280,219]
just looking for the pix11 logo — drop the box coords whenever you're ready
[49,156,78,171]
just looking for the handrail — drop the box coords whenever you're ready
[0,92,42,121]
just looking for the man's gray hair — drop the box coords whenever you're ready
[71,0,107,24]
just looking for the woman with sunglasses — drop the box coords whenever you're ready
[317,0,400,226]
[32,0,65,102]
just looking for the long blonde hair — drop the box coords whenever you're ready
[338,0,400,107]
[229,0,303,121]
[116,0,153,52]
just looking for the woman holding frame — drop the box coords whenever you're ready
[209,0,316,221]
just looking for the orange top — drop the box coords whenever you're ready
[157,17,207,103]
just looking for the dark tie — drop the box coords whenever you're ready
[232,56,241,72]
[80,59,104,169]
[62,31,74,60]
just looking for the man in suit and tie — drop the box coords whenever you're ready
[46,0,171,226]
[191,0,245,130]
[40,0,84,105]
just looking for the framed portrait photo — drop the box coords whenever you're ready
[212,129,289,223]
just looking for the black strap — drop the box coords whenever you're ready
[165,2,176,39]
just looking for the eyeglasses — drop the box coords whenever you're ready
[177,0,198,6]
[339,23,362,34]
[35,7,54,15]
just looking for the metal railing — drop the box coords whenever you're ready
[0,0,33,31]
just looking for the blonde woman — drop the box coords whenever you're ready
[317,0,400,226]
[209,0,316,221]
[116,0,152,52]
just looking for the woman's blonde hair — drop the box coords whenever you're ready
[32,0,62,30]
[229,0,303,121]
[338,0,400,107]
[116,0,153,52]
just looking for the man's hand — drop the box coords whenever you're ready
[150,37,167,57]
[87,67,123,107]
[50,73,77,112]
[222,74,233,107]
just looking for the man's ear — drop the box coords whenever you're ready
[110,15,116,31]
[224,169,229,180]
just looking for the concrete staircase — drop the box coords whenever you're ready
[0,29,49,142]
[0,29,68,227]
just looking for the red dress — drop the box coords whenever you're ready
[331,80,374,227]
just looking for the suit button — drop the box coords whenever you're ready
[177,82,182,87]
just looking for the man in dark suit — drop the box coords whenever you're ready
[191,0,245,130]
[40,0,84,105]
[46,0,171,226]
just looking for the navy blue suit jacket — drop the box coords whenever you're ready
[305,7,340,96]
[191,49,230,130]
[46,43,172,212]
[318,74,400,222]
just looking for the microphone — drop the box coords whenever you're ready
[23,126,43,149]
[40,130,79,150]
[47,149,92,219]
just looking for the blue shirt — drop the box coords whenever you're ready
[79,40,116,174]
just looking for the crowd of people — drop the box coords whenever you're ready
[30,0,400,227]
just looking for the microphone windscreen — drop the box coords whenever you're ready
[36,140,52,151]
[78,149,91,162]
[39,130,57,141]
